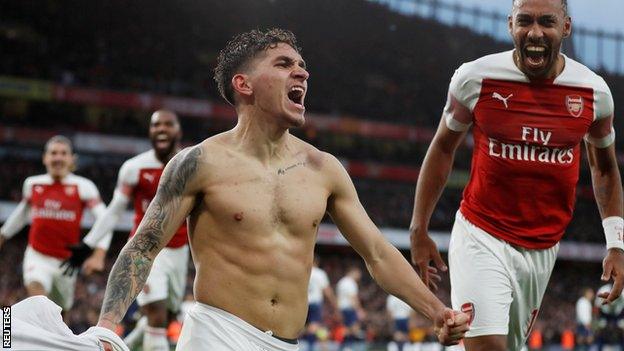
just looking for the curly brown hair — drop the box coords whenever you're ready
[214,28,301,105]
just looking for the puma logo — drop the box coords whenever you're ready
[492,92,513,109]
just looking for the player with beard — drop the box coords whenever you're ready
[409,1,624,350]
[0,136,111,310]
[64,110,188,351]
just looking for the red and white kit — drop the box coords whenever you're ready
[0,173,111,309]
[83,149,189,310]
[443,50,614,349]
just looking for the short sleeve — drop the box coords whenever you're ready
[443,63,477,132]
[116,160,138,196]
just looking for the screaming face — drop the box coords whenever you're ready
[238,43,309,128]
[509,0,571,79]
[148,110,181,159]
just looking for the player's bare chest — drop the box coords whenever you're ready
[204,161,329,228]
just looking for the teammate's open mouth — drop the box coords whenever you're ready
[155,134,170,147]
[287,86,305,109]
[523,45,549,69]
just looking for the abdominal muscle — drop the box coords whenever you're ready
[189,225,315,339]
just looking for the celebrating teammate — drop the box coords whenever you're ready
[65,110,188,351]
[409,0,624,350]
[94,28,469,350]
[0,135,112,310]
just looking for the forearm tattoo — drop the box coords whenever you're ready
[99,146,202,325]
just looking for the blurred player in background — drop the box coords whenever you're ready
[575,288,594,350]
[65,110,188,351]
[0,135,112,310]
[386,294,414,351]
[594,284,624,350]
[337,266,366,350]
[410,0,624,350]
[304,255,337,351]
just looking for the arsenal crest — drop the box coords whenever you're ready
[566,95,584,118]
[65,186,76,196]
[461,302,475,325]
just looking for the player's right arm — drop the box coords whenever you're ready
[97,145,204,332]
[82,161,136,249]
[409,95,469,290]
[0,179,32,250]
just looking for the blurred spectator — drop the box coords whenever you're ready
[575,288,594,349]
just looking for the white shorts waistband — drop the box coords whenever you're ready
[192,302,299,350]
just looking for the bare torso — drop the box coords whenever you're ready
[188,132,331,338]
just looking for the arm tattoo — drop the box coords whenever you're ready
[99,146,202,325]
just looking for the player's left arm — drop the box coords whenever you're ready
[586,113,624,305]
[324,153,468,345]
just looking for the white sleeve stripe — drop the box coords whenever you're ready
[445,114,472,132]
[82,190,130,248]
[585,129,615,148]
[0,200,30,238]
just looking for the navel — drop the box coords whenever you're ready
[234,212,244,221]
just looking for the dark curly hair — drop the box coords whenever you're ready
[214,28,301,105]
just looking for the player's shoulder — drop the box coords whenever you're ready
[65,173,98,190]
[65,173,95,185]
[558,55,610,92]
[454,50,520,81]
[24,174,52,186]
[65,174,101,199]
[289,135,334,171]
[122,150,160,170]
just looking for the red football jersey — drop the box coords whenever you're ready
[117,150,188,248]
[444,51,615,249]
[25,174,102,259]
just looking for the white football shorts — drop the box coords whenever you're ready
[136,245,189,311]
[449,211,558,351]
[22,245,77,310]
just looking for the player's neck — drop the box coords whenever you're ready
[154,147,180,164]
[514,50,566,81]
[49,173,68,182]
[232,111,292,163]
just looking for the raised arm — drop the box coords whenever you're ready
[83,191,130,250]
[0,178,33,250]
[0,200,30,250]
[324,154,468,345]
[97,145,204,331]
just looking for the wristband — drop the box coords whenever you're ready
[603,216,624,250]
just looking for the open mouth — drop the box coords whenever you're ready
[154,134,171,148]
[523,45,548,69]
[287,86,305,110]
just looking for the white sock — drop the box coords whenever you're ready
[122,316,147,347]
[143,326,169,351]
